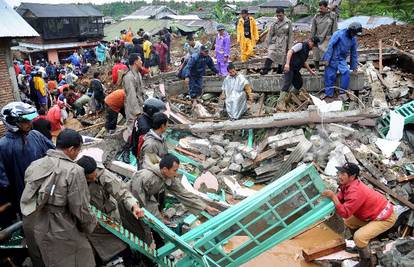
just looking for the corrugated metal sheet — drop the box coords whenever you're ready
[16,3,102,18]
[104,19,202,41]
[338,16,405,29]
[123,5,177,20]
[259,0,294,8]
[0,0,38,38]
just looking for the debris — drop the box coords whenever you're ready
[222,176,256,199]
[193,172,219,193]
[302,238,346,262]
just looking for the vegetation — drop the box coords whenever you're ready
[93,0,414,24]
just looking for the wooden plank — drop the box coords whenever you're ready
[243,148,278,169]
[379,39,383,72]
[302,238,346,262]
[256,93,265,116]
[398,175,414,183]
[174,146,206,162]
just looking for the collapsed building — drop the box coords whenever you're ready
[1,6,414,265]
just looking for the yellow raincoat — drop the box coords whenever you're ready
[33,76,46,97]
[237,16,259,62]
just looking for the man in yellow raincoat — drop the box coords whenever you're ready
[237,9,259,62]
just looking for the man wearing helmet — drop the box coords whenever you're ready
[321,22,362,100]
[130,98,166,161]
[0,102,54,240]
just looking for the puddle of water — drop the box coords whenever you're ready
[222,223,340,267]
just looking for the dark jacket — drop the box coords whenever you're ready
[90,78,105,101]
[290,42,311,71]
[183,53,218,78]
[0,130,54,212]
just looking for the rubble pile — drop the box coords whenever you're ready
[358,24,414,52]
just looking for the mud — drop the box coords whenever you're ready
[223,223,341,267]
[358,24,414,51]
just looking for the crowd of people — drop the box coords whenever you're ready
[0,1,393,267]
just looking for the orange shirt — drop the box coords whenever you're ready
[126,31,133,43]
[105,89,125,113]
[48,80,57,92]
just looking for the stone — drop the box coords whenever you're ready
[209,134,225,145]
[229,163,242,172]
[227,141,241,150]
[218,157,231,168]
[202,158,216,170]
[236,145,257,160]
[232,153,245,165]
[163,207,176,219]
[209,165,221,175]
[211,145,226,157]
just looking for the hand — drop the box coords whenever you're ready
[283,64,290,73]
[132,204,144,219]
[309,69,316,76]
[321,190,335,199]
[205,206,220,216]
[224,56,229,63]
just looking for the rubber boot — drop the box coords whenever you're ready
[276,64,283,74]
[314,61,320,72]
[260,58,273,75]
[276,91,288,111]
[355,246,373,267]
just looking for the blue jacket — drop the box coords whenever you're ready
[183,53,218,78]
[65,54,81,67]
[0,130,54,209]
[321,29,358,70]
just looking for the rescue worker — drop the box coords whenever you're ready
[183,45,218,107]
[220,63,253,120]
[131,98,166,160]
[322,162,397,267]
[260,8,293,75]
[236,9,259,62]
[0,102,54,230]
[20,129,97,267]
[311,1,338,72]
[215,24,231,76]
[139,112,168,169]
[277,37,319,111]
[127,154,220,247]
[76,155,144,266]
[321,22,361,100]
[123,53,145,141]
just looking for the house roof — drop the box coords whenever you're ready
[123,5,177,20]
[0,0,38,38]
[104,19,202,41]
[16,2,103,18]
[338,15,404,30]
[259,0,294,8]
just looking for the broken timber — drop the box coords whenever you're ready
[172,108,383,133]
[302,238,346,262]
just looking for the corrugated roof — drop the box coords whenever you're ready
[104,19,201,41]
[338,16,405,29]
[17,2,103,18]
[123,5,177,20]
[259,0,294,8]
[0,0,38,38]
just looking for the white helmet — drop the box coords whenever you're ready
[0,102,38,132]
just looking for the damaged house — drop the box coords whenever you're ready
[15,3,104,63]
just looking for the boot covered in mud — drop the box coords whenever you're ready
[276,91,288,111]
[355,246,374,267]
[260,58,273,75]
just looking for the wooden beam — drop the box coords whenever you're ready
[171,108,383,133]
[302,238,346,262]
[379,39,383,72]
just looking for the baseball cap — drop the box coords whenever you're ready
[200,45,209,52]
[336,162,360,177]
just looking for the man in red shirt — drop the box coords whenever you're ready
[111,59,128,85]
[322,163,397,267]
